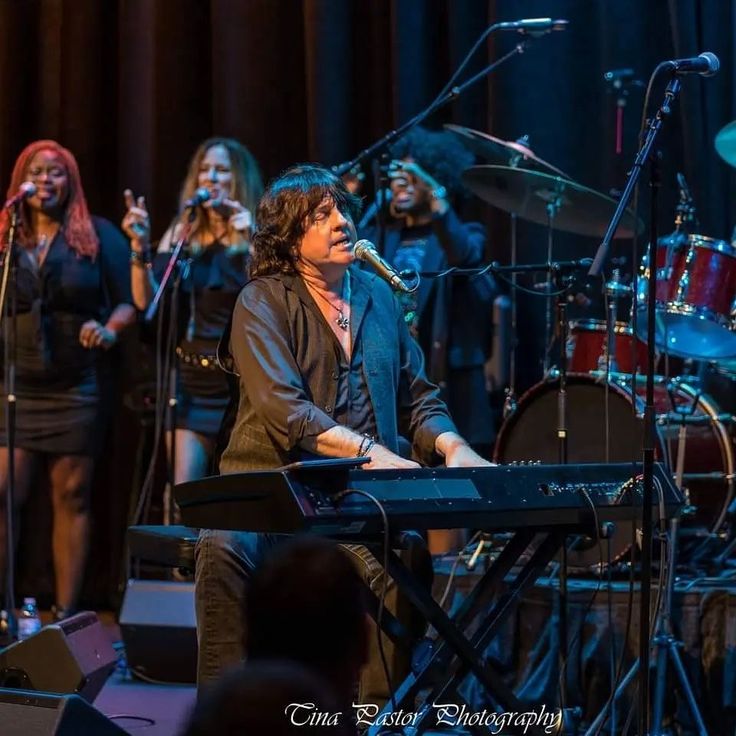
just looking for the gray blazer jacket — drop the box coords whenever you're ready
[219,267,456,473]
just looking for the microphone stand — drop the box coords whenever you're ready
[588,70,682,736]
[0,204,21,637]
[334,30,543,254]
[333,39,532,179]
[144,208,196,525]
[372,155,391,259]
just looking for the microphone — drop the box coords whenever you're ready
[3,181,37,209]
[666,52,719,77]
[353,239,413,293]
[183,187,211,209]
[497,18,569,34]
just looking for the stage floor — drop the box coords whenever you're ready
[57,611,196,736]
[23,559,736,735]
[95,672,196,736]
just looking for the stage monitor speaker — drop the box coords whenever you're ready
[119,579,197,684]
[0,688,126,735]
[0,611,116,702]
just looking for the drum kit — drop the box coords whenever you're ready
[447,120,736,573]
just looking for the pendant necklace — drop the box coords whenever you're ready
[309,272,351,331]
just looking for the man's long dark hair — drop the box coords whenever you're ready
[249,164,361,278]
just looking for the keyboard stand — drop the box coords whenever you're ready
[364,527,572,736]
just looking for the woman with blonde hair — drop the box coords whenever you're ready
[123,137,264,486]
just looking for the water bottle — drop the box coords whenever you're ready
[0,609,12,647]
[17,597,42,641]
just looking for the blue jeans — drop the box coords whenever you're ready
[194,529,429,704]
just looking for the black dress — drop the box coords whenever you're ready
[171,242,248,438]
[0,217,133,455]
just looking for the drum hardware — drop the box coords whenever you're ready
[502,388,518,419]
[567,319,647,377]
[446,128,571,412]
[503,207,519,419]
[495,372,735,570]
[591,66,722,730]
[607,387,711,735]
[444,124,569,178]
[462,163,643,384]
[636,231,736,360]
[494,256,591,710]
[657,412,735,425]
[583,391,710,736]
[674,172,698,230]
[541,192,565,376]
[462,165,644,239]
[462,163,644,397]
[599,269,633,374]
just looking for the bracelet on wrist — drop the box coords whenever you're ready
[357,436,376,458]
[357,435,369,456]
[430,185,448,201]
[130,250,152,269]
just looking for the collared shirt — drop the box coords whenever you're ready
[219,267,456,472]
[333,340,377,441]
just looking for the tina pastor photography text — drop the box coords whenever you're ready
[284,702,563,733]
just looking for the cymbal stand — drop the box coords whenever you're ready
[650,392,707,735]
[553,260,572,711]
[503,212,519,418]
[504,135,534,418]
[542,188,563,376]
[584,385,707,736]
[599,270,626,374]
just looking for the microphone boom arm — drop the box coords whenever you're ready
[589,70,681,277]
[144,206,198,323]
[333,37,530,177]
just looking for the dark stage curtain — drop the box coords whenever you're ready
[1,0,735,606]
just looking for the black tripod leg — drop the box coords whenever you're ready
[583,660,639,736]
[669,642,708,736]
[651,636,669,734]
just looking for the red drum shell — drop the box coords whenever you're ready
[637,234,736,359]
[567,319,647,374]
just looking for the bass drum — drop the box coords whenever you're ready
[494,373,734,571]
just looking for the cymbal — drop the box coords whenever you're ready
[462,165,644,239]
[445,124,569,178]
[715,120,736,167]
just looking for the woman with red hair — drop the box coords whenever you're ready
[0,140,135,620]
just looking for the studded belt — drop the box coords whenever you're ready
[176,346,219,370]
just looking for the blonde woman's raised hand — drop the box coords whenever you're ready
[122,189,151,249]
